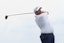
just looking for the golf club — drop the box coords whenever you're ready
[5,12,34,20]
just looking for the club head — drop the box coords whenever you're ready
[5,16,8,20]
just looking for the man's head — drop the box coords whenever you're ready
[34,7,42,15]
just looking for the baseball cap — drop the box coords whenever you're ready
[34,7,42,12]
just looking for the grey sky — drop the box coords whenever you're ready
[0,0,64,43]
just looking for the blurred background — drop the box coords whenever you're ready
[0,0,64,43]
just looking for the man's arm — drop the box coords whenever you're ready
[42,11,49,15]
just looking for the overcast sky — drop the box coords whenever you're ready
[0,0,64,43]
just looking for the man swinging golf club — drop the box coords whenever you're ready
[34,7,54,43]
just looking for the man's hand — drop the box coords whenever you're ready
[35,9,42,15]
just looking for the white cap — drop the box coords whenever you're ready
[34,7,42,12]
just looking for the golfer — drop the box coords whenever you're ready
[34,7,54,43]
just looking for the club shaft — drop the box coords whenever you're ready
[7,12,34,16]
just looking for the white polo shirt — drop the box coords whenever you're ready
[35,13,53,33]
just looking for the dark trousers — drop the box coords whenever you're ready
[40,33,54,43]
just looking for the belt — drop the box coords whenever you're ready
[41,33,53,35]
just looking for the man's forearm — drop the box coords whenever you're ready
[42,11,49,15]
